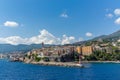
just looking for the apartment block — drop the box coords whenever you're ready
[76,46,93,55]
[82,46,93,55]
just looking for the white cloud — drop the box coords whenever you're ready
[4,21,19,27]
[0,36,28,45]
[106,13,113,18]
[86,32,93,37]
[60,12,68,18]
[0,29,78,45]
[115,17,120,25]
[61,35,76,45]
[114,8,120,16]
[28,29,61,45]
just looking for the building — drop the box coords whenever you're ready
[76,46,82,54]
[81,46,93,55]
[76,46,93,55]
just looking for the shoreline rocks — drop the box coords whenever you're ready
[27,61,84,68]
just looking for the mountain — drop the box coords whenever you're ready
[91,30,120,42]
[91,35,107,41]
[73,41,87,45]
[0,44,50,53]
[106,30,120,41]
[73,30,120,45]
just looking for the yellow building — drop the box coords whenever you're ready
[82,46,93,55]
[76,46,82,54]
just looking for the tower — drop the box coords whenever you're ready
[41,42,44,48]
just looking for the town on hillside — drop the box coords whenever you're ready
[6,39,120,63]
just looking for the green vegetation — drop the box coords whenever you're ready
[27,55,31,59]
[31,54,41,62]
[35,57,41,62]
[31,54,50,62]
[34,54,41,62]
[84,51,120,61]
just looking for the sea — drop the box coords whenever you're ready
[0,59,120,80]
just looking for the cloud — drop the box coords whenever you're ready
[28,29,61,45]
[61,35,76,45]
[60,12,68,18]
[86,32,93,37]
[114,8,120,16]
[115,17,120,25]
[4,21,19,27]
[105,8,120,24]
[106,13,113,18]
[0,36,28,45]
[0,29,77,45]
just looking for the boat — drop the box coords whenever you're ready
[76,63,84,67]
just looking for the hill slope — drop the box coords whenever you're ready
[91,30,120,42]
[0,44,50,53]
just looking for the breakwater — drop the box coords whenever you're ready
[28,62,84,68]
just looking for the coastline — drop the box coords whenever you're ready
[25,61,84,68]
[82,61,120,63]
[23,60,120,68]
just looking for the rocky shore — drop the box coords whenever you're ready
[82,61,120,63]
[26,61,84,68]
[23,60,120,68]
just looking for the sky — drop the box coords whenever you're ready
[0,0,120,45]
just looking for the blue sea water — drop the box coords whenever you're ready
[0,60,120,80]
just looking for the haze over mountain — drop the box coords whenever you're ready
[91,30,120,41]
[0,44,50,53]
[73,30,120,45]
